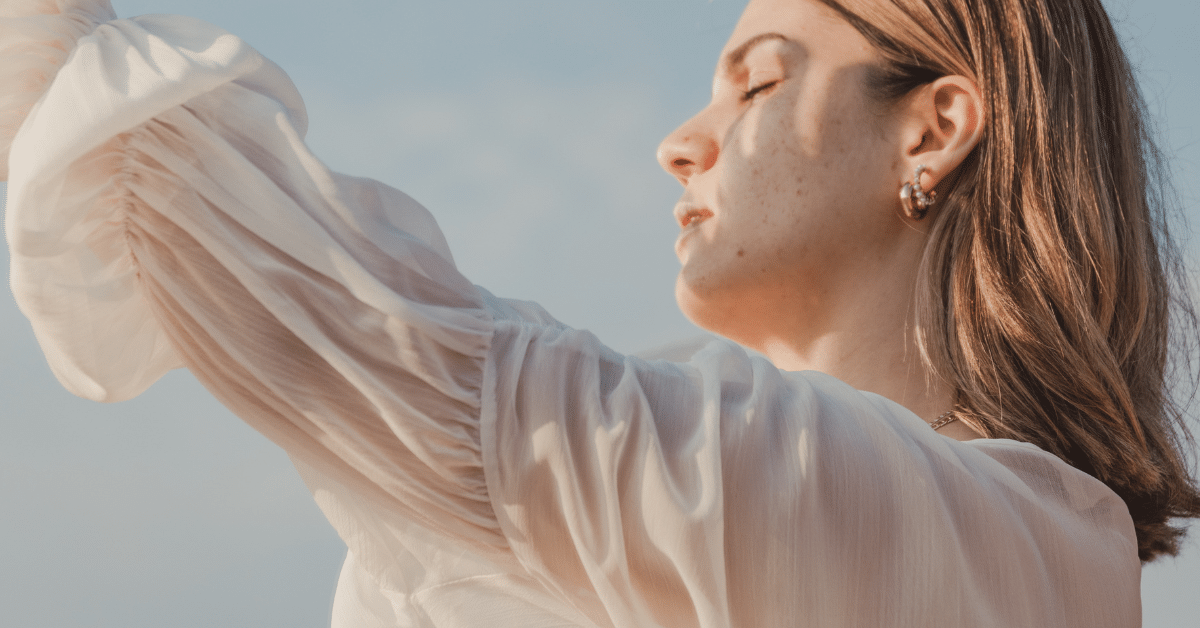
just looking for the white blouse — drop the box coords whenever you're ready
[2,2,1142,626]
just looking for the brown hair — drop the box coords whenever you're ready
[817,0,1200,561]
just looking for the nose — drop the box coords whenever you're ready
[657,115,719,186]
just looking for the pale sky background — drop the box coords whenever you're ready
[1,0,1197,626]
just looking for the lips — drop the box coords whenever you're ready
[675,204,714,229]
[673,204,713,260]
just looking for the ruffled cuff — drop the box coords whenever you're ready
[6,8,312,401]
[0,0,115,180]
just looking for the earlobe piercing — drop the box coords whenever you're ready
[900,165,938,220]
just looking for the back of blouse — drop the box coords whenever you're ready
[2,2,1141,626]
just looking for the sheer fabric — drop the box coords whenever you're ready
[2,2,1142,626]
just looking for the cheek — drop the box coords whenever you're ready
[710,99,832,272]
[722,98,812,220]
[795,90,900,229]
[801,82,893,185]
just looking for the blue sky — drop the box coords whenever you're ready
[2,1,1197,626]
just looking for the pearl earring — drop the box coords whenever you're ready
[899,165,937,220]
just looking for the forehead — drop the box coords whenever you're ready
[717,0,874,76]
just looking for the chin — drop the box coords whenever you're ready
[675,273,759,347]
[674,274,707,328]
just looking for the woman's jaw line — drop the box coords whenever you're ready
[674,236,951,417]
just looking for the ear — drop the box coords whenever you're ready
[898,75,984,193]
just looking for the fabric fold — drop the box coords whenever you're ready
[0,0,116,179]
[6,12,356,401]
[5,8,511,613]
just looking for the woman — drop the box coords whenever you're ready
[3,0,1198,626]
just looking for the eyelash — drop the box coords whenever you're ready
[741,80,779,102]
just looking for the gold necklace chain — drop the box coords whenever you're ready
[929,411,958,431]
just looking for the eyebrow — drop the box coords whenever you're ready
[720,32,792,75]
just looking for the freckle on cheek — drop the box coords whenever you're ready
[737,249,745,257]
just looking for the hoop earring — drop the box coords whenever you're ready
[899,165,938,220]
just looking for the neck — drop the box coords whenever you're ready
[761,323,953,423]
[744,244,954,424]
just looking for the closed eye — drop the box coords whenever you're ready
[741,80,780,102]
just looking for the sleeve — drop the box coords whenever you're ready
[3,1,503,551]
[482,323,1142,628]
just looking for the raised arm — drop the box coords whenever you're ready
[3,1,502,551]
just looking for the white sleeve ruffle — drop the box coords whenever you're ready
[0,0,116,178]
[3,0,501,554]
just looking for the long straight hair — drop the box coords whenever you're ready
[818,0,1200,562]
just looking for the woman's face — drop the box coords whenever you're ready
[659,0,914,344]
